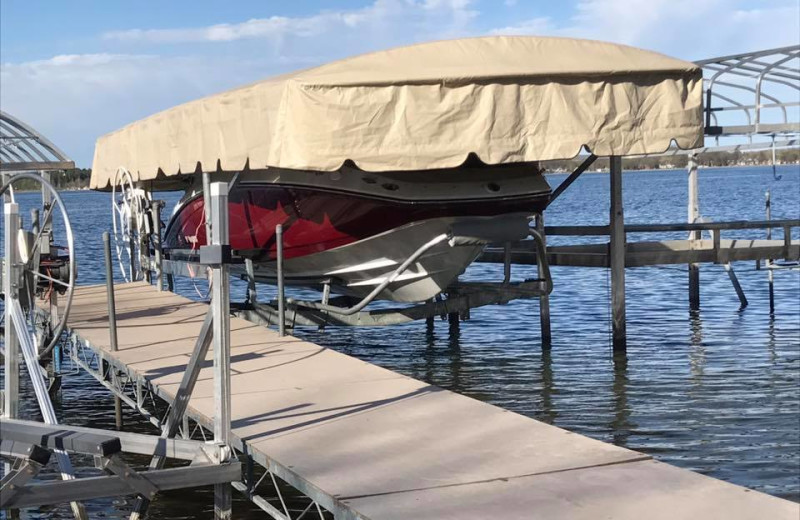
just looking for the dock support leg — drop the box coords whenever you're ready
[609,157,626,353]
[766,191,775,313]
[151,201,163,291]
[129,310,213,519]
[245,258,257,304]
[210,182,233,520]
[276,224,286,337]
[6,200,87,519]
[535,213,552,349]
[723,263,748,309]
[103,232,123,430]
[448,311,460,332]
[4,202,21,444]
[128,213,137,282]
[687,152,700,310]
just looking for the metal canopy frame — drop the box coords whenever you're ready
[697,45,800,139]
[0,111,74,172]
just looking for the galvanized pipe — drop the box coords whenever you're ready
[4,202,20,421]
[276,224,286,336]
[103,232,123,430]
[609,156,627,352]
[766,191,775,313]
[290,233,449,317]
[688,152,701,310]
[151,201,164,291]
[103,232,119,353]
[209,181,232,520]
[535,213,551,349]
[10,298,88,519]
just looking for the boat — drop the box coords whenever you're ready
[90,36,703,307]
[162,161,550,302]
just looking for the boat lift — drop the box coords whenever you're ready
[1,122,242,518]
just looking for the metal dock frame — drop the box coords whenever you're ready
[1,179,241,520]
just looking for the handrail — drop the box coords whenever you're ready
[288,233,450,316]
[545,219,799,236]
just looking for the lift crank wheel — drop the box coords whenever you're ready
[0,172,76,359]
[111,167,148,282]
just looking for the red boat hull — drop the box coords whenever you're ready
[164,185,549,260]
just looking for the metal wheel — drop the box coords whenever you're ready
[111,167,147,282]
[0,172,76,359]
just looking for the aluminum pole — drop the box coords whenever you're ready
[3,202,20,421]
[609,157,627,352]
[766,190,775,313]
[202,171,212,242]
[209,182,232,520]
[151,201,163,291]
[687,152,701,310]
[535,213,551,349]
[103,231,123,429]
[276,224,286,337]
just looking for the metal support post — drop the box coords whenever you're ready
[723,263,748,308]
[141,190,152,284]
[202,171,213,241]
[128,212,137,282]
[4,202,20,422]
[766,191,775,313]
[535,213,552,349]
[210,181,233,520]
[276,224,286,337]
[687,152,700,310]
[7,293,87,517]
[103,232,123,430]
[503,242,512,284]
[151,201,164,291]
[130,310,214,519]
[609,157,627,352]
[245,258,257,304]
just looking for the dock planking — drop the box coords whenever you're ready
[58,282,798,519]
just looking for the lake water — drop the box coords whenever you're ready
[2,165,799,518]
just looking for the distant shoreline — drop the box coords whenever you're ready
[543,162,800,175]
[7,162,799,193]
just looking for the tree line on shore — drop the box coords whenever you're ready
[5,168,91,191]
[542,148,800,173]
[4,149,798,191]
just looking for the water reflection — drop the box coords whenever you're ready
[688,311,706,384]
[420,319,463,393]
[538,349,556,424]
[610,353,633,447]
[446,323,462,394]
[766,315,777,365]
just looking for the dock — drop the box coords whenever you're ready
[59,281,798,519]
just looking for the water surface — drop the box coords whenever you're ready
[2,165,798,518]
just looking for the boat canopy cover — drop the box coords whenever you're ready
[90,36,703,189]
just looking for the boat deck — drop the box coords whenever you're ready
[61,282,798,519]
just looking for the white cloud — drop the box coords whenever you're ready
[490,17,552,36]
[103,0,478,44]
[3,0,482,166]
[490,0,800,59]
[3,0,797,167]
[0,53,264,167]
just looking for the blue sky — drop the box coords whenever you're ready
[2,0,799,167]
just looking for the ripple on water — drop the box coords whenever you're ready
[1,166,798,518]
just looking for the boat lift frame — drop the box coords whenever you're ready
[2,178,242,520]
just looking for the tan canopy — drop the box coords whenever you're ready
[91,36,703,189]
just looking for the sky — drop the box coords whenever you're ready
[1,0,799,167]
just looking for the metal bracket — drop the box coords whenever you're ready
[199,244,232,266]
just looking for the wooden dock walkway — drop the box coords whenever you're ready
[61,282,798,519]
